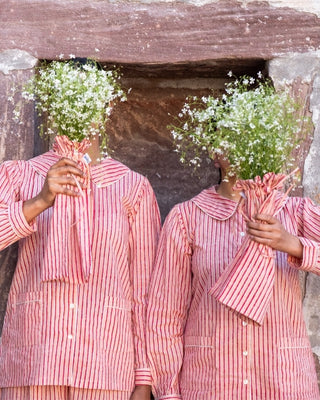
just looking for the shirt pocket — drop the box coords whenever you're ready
[99,296,134,389]
[180,336,216,391]
[101,296,133,353]
[278,337,319,397]
[4,291,43,348]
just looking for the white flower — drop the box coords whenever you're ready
[13,109,20,120]
[171,130,178,140]
[169,71,305,180]
[13,59,126,153]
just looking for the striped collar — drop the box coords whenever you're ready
[192,184,288,221]
[191,186,240,221]
[28,151,130,188]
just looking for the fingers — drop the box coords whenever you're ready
[39,158,87,207]
[247,214,279,231]
[245,213,300,255]
[253,214,278,224]
[47,175,85,190]
[48,182,83,197]
[54,157,80,167]
[49,158,85,179]
[246,214,283,248]
[47,158,86,192]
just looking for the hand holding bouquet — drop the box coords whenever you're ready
[171,73,309,324]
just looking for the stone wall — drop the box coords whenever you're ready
[1,0,320,385]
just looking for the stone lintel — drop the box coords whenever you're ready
[0,0,320,65]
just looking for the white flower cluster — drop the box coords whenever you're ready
[16,59,126,152]
[171,73,307,180]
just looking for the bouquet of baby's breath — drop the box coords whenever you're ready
[171,73,306,180]
[14,59,126,153]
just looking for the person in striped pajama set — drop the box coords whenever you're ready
[0,61,161,400]
[147,156,320,400]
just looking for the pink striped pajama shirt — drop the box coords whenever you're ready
[147,186,320,400]
[0,144,160,397]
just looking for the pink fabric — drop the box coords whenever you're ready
[43,135,93,283]
[0,386,131,400]
[210,172,292,324]
[0,150,160,390]
[147,187,320,399]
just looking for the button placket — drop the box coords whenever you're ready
[66,287,79,386]
[241,317,252,397]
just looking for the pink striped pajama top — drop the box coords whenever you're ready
[147,186,320,400]
[0,146,161,392]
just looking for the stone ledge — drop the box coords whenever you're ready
[0,0,320,63]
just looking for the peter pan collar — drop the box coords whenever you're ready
[191,186,239,221]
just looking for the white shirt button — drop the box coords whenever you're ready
[70,303,75,309]
[243,350,248,356]
[68,334,73,340]
[240,231,245,237]
[242,321,248,327]
[243,379,249,385]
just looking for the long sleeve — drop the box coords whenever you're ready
[287,197,320,274]
[147,205,193,400]
[128,177,161,385]
[0,160,36,251]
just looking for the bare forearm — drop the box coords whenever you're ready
[22,194,52,224]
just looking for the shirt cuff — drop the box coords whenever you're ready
[8,200,37,238]
[156,396,182,400]
[135,368,152,385]
[288,237,319,272]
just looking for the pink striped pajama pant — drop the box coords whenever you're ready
[0,387,131,400]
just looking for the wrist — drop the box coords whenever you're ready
[134,385,151,391]
[133,385,151,395]
[23,194,52,223]
[286,234,303,259]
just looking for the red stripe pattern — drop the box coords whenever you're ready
[210,174,296,325]
[209,236,276,325]
[0,386,131,399]
[0,151,161,391]
[42,136,94,284]
[147,186,320,400]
